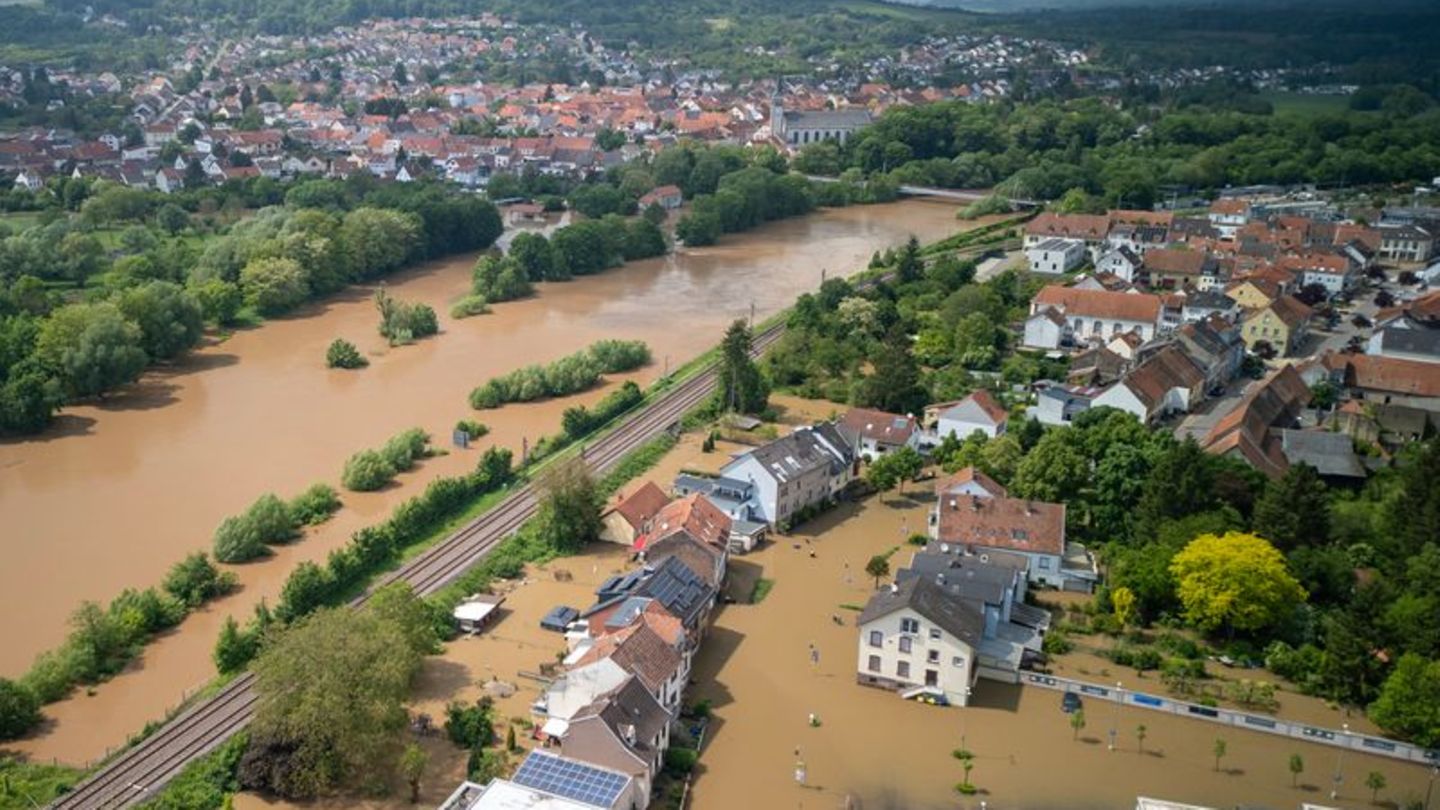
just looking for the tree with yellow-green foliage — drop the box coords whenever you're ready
[1110,586,1137,630]
[1169,532,1306,636]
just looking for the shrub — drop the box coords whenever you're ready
[275,562,335,623]
[341,449,397,492]
[1042,629,1073,655]
[0,677,41,740]
[450,295,491,319]
[445,698,496,749]
[375,289,439,346]
[468,341,650,409]
[455,419,489,440]
[163,552,238,608]
[587,339,651,373]
[561,381,643,440]
[213,515,266,563]
[245,494,299,544]
[213,616,259,675]
[381,428,430,472]
[663,747,699,777]
[288,483,341,526]
[325,338,368,369]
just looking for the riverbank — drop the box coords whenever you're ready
[0,199,969,766]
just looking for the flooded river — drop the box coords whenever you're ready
[0,199,966,764]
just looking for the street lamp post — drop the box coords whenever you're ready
[960,684,973,750]
[1109,682,1123,752]
[1331,722,1350,800]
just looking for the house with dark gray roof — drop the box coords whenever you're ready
[855,577,983,706]
[718,423,857,526]
[558,676,672,803]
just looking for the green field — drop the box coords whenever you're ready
[1260,91,1352,117]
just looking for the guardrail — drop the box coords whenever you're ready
[1022,672,1440,768]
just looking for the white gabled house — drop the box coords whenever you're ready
[935,390,1008,440]
[718,423,856,526]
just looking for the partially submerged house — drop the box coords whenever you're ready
[839,407,920,460]
[928,468,1097,592]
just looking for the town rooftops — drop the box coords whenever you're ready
[609,481,669,534]
[1260,295,1314,330]
[572,623,681,696]
[933,491,1065,557]
[1277,430,1366,480]
[634,555,714,628]
[1373,327,1440,360]
[573,675,670,757]
[1026,212,1110,241]
[1120,345,1205,410]
[857,577,985,648]
[510,750,634,809]
[639,493,732,550]
[840,407,918,446]
[1329,352,1440,398]
[934,466,1008,499]
[1200,364,1311,478]
[941,390,1009,429]
[1143,248,1216,277]
[731,423,854,485]
[1031,285,1163,325]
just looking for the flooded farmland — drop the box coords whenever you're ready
[0,199,966,764]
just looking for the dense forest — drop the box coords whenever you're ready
[2,0,1438,86]
[795,93,1440,207]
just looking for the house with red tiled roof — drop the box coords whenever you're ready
[933,466,1007,500]
[1023,213,1110,251]
[1200,365,1312,478]
[1091,344,1206,424]
[839,407,920,460]
[935,390,1009,440]
[1024,285,1164,349]
[928,483,1094,592]
[601,481,669,546]
[1325,351,1440,410]
[1242,295,1313,357]
[638,493,732,553]
[637,184,682,210]
[1141,247,1222,291]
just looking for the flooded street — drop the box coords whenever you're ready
[0,200,966,764]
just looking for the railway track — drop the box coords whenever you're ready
[51,321,786,810]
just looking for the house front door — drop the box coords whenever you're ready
[925,669,938,687]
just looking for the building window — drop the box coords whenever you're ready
[1038,557,1052,570]
[898,636,912,654]
[868,655,881,673]
[897,661,910,679]
[928,628,941,640]
[953,656,965,668]
[900,618,919,634]
[868,630,882,648]
[927,649,940,664]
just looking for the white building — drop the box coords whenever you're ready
[935,390,1008,440]
[1096,246,1142,282]
[855,578,979,706]
[718,423,856,526]
[1025,237,1087,274]
[1023,285,1164,350]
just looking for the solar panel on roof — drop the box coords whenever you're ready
[512,752,629,808]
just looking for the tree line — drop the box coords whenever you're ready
[794,94,1440,208]
[0,178,502,436]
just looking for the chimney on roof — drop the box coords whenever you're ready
[971,496,981,512]
[622,723,637,745]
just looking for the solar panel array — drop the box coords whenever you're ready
[513,752,629,808]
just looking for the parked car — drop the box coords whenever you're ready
[540,605,579,632]
[1061,692,1083,713]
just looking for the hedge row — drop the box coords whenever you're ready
[340,428,431,492]
[216,447,515,673]
[468,340,650,409]
[3,553,236,740]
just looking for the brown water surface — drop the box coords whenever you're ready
[0,200,967,764]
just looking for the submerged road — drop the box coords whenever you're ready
[51,322,786,810]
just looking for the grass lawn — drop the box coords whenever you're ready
[1261,91,1352,117]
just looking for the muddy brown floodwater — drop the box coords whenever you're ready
[0,200,969,765]
[235,412,1436,810]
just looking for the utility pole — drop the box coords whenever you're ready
[1109,681,1123,751]
[1331,722,1350,799]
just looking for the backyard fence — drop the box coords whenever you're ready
[1022,672,1440,768]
